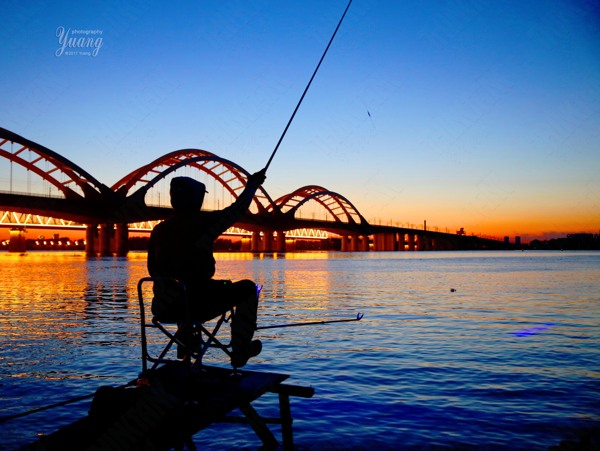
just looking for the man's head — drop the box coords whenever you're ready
[170,177,206,213]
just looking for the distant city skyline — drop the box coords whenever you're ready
[1,1,599,241]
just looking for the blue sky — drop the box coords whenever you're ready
[1,0,599,240]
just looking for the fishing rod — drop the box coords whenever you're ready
[256,312,363,330]
[0,380,136,424]
[264,0,353,171]
[0,393,95,424]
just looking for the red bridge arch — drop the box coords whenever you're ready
[112,149,276,214]
[0,128,110,200]
[273,185,368,225]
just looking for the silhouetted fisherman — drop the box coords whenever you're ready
[147,169,266,368]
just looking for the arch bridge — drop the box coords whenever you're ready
[0,128,508,254]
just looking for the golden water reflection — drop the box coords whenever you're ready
[1,251,600,449]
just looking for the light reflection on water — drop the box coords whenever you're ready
[0,250,599,450]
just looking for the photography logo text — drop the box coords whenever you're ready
[56,27,103,57]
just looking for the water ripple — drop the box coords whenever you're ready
[0,251,599,449]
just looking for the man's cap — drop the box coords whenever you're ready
[170,176,207,212]
[170,176,207,195]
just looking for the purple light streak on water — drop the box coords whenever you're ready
[513,323,556,337]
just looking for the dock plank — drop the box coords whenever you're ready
[22,364,294,451]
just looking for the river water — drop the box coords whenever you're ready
[0,250,599,450]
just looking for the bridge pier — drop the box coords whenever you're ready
[340,235,354,252]
[86,224,98,256]
[8,227,27,252]
[398,233,406,251]
[349,235,359,252]
[430,235,457,250]
[114,223,129,256]
[275,231,286,252]
[359,235,369,251]
[263,231,276,252]
[240,236,251,252]
[415,234,432,251]
[340,235,348,251]
[252,230,287,253]
[85,223,129,256]
[340,234,369,252]
[99,224,113,256]
[373,232,397,251]
[407,234,415,251]
[372,234,381,251]
[251,232,261,252]
[424,234,433,251]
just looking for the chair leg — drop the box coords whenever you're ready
[190,316,232,371]
[139,277,235,371]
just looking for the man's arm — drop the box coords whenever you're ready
[196,169,267,246]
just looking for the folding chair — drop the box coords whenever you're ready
[137,276,233,374]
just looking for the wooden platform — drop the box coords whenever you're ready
[22,363,314,450]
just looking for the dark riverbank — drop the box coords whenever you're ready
[528,233,600,250]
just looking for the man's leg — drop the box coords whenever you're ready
[196,279,261,368]
[228,280,261,367]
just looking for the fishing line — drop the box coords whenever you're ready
[264,0,353,171]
